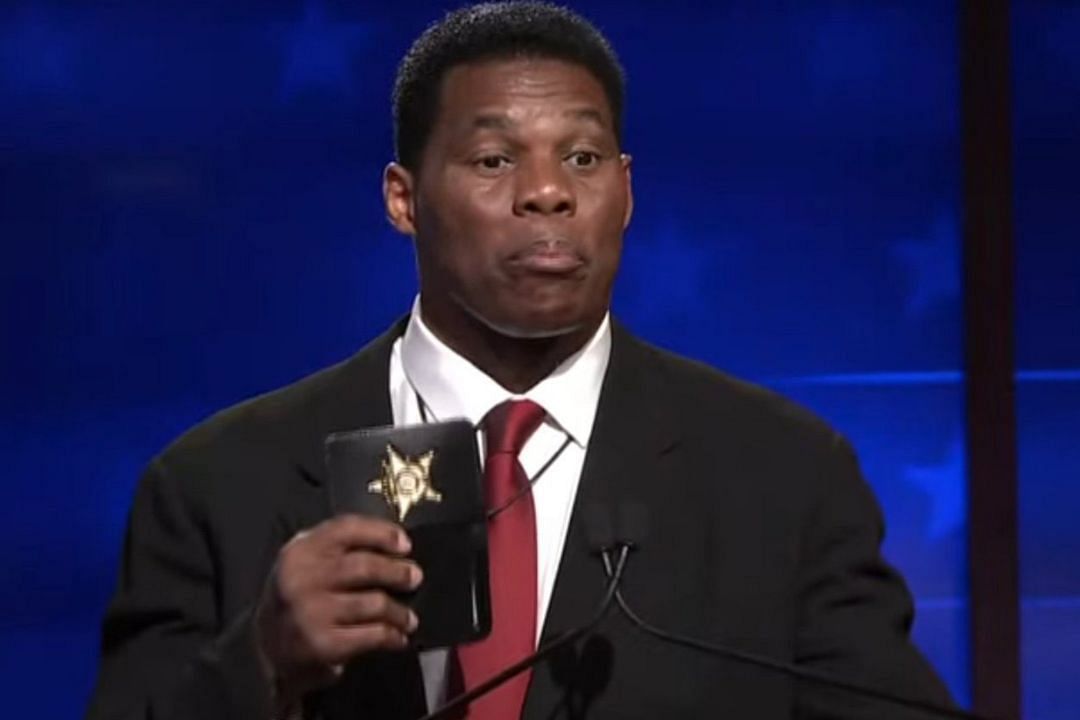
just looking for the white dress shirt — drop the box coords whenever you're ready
[387,298,611,712]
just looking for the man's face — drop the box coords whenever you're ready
[388,57,632,339]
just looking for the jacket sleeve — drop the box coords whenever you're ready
[793,434,958,720]
[84,456,276,720]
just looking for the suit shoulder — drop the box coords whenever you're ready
[634,338,840,449]
[156,355,355,468]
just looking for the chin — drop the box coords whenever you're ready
[494,322,583,340]
[461,296,589,340]
[478,311,584,340]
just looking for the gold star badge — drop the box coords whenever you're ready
[367,444,442,522]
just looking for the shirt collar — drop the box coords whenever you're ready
[400,297,612,447]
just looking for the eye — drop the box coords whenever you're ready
[474,154,512,172]
[567,151,601,169]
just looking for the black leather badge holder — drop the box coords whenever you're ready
[325,420,491,650]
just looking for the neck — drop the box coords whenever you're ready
[418,297,600,394]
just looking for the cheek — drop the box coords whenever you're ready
[416,198,504,288]
[423,173,506,239]
[582,194,628,263]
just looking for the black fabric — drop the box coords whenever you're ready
[85,317,955,720]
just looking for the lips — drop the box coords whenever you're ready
[507,240,586,275]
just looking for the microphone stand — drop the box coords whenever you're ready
[419,544,631,720]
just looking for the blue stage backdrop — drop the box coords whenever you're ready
[0,2,978,716]
[1014,3,1080,719]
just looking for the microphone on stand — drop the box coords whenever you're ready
[418,505,633,720]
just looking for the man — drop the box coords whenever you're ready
[87,3,954,719]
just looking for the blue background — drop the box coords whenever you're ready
[0,2,1071,717]
[1014,3,1080,719]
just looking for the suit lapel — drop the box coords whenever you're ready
[292,317,407,489]
[524,322,680,720]
[270,319,406,563]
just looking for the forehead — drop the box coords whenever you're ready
[433,57,614,131]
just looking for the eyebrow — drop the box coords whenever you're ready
[566,108,608,129]
[466,107,610,132]
[471,114,513,131]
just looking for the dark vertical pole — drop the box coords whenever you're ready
[960,1,1020,718]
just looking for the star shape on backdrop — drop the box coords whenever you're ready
[903,436,966,540]
[616,219,735,331]
[277,0,370,102]
[0,5,78,93]
[891,211,960,318]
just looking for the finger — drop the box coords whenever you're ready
[322,515,411,556]
[331,591,418,633]
[333,552,422,592]
[317,624,410,664]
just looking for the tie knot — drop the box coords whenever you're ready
[484,400,546,457]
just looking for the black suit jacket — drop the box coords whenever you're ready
[87,319,954,719]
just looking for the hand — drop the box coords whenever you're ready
[253,514,422,705]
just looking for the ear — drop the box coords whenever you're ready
[620,153,634,230]
[383,162,417,236]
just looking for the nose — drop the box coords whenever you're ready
[512,157,576,217]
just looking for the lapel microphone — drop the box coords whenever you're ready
[596,504,999,720]
[417,505,633,720]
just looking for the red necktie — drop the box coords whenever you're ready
[454,399,546,719]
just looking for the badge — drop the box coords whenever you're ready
[367,444,442,522]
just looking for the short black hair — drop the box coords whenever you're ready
[392,2,625,172]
